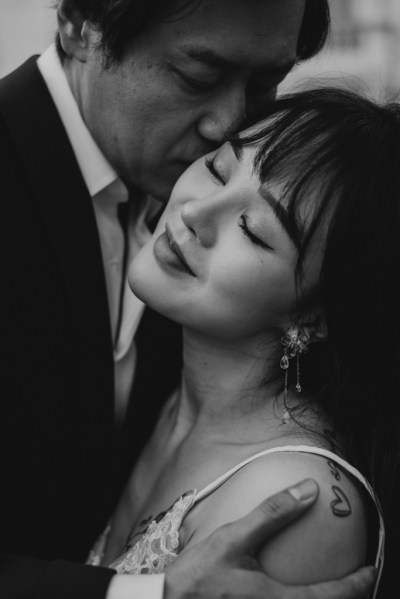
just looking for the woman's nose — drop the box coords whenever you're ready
[181,196,223,247]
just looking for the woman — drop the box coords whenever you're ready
[88,88,400,596]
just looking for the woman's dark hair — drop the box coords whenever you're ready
[55,0,330,67]
[241,87,400,592]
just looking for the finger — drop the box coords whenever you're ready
[299,566,377,599]
[224,478,319,554]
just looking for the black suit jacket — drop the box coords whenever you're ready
[0,57,182,599]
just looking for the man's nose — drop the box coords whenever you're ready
[197,86,246,145]
[181,195,224,247]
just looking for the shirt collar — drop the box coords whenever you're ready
[37,45,118,198]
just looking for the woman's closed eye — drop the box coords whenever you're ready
[205,157,226,184]
[239,215,272,250]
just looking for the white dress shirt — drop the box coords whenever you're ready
[37,45,164,599]
[37,44,158,424]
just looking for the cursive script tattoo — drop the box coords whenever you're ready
[327,459,341,481]
[123,493,189,552]
[330,485,352,517]
[125,515,153,551]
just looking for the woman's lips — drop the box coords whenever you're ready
[153,230,195,276]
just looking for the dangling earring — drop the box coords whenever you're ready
[280,324,311,424]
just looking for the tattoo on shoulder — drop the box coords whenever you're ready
[327,459,341,481]
[330,485,352,517]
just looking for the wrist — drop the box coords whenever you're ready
[106,573,165,599]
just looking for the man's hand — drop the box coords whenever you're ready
[165,478,376,599]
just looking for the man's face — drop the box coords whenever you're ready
[73,0,305,201]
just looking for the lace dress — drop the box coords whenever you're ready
[87,445,385,599]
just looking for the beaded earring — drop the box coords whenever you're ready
[280,324,312,424]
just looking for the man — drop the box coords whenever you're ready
[0,1,376,598]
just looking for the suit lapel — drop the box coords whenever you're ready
[0,58,115,454]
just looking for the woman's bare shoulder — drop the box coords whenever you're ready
[184,450,368,584]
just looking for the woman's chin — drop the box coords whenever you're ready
[127,254,150,301]
[127,256,166,315]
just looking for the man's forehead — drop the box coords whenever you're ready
[177,42,296,75]
[158,0,305,68]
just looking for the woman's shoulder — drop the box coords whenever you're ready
[184,447,368,584]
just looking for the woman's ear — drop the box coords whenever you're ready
[57,0,97,62]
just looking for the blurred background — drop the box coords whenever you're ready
[281,0,400,101]
[0,0,56,76]
[1,0,400,101]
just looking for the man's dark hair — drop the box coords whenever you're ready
[55,0,330,67]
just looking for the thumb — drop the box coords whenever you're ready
[227,478,319,555]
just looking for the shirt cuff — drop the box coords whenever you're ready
[106,573,165,599]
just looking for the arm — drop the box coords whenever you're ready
[0,481,373,599]
[257,455,368,583]
[182,453,368,583]
[164,479,376,599]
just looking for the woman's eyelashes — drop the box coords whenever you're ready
[239,215,272,250]
[204,157,271,250]
[205,157,226,184]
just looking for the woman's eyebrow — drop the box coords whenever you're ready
[259,187,302,250]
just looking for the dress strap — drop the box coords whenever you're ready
[194,444,384,599]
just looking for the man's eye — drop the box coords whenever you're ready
[205,157,226,184]
[178,72,217,93]
[239,215,272,249]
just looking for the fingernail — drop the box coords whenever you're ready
[288,478,318,501]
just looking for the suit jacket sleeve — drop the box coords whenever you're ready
[0,58,117,599]
[0,555,115,599]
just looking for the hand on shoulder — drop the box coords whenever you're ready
[183,450,368,585]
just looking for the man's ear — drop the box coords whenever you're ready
[57,0,96,62]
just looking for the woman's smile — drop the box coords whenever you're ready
[153,228,196,277]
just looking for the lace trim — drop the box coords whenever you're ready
[105,490,196,574]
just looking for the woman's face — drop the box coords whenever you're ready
[128,137,325,341]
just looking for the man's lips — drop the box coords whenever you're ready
[165,224,195,276]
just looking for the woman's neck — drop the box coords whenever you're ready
[173,327,287,440]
